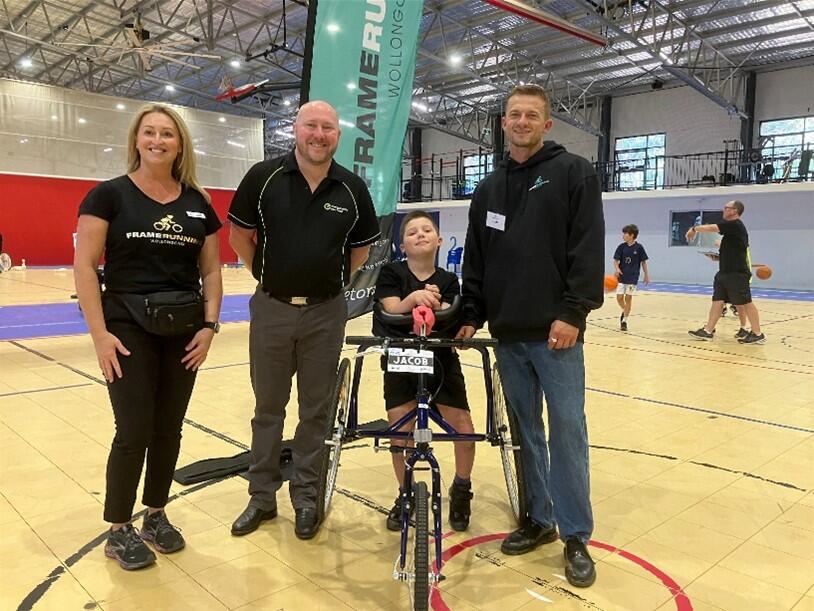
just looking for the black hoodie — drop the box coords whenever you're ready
[461,141,605,342]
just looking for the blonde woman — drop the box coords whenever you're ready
[74,104,223,570]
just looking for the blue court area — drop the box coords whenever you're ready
[1,285,812,341]
[0,294,251,341]
[644,282,814,301]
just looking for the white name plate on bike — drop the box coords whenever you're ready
[387,348,434,373]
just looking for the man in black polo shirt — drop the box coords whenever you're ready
[228,100,380,539]
[687,199,765,344]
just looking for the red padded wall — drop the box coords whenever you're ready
[0,173,237,265]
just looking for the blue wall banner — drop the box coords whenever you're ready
[303,0,424,318]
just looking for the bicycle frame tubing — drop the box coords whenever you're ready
[345,336,498,440]
[344,334,498,578]
[400,436,443,574]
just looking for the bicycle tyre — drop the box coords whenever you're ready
[316,357,350,524]
[413,481,430,611]
[492,366,528,525]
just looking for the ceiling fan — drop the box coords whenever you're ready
[55,12,221,72]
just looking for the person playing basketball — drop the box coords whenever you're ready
[612,224,650,331]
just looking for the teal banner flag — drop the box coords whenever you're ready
[304,0,424,317]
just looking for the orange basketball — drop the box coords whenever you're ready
[604,274,619,292]
[755,265,772,280]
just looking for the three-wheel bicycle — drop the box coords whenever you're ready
[314,299,529,610]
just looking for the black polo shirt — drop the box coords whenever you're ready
[228,151,380,297]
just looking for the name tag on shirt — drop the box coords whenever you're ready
[486,211,506,231]
[186,211,206,219]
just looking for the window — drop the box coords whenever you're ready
[759,116,814,180]
[462,153,493,195]
[614,133,665,190]
[669,210,724,247]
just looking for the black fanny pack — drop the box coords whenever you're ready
[114,291,204,336]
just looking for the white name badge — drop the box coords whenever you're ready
[186,211,206,219]
[486,211,506,231]
[387,348,434,374]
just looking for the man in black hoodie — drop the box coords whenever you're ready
[457,84,604,587]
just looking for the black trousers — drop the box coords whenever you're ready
[102,297,197,523]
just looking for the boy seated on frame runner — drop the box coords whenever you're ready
[373,211,476,532]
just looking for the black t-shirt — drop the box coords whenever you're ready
[227,152,380,297]
[78,175,222,294]
[373,261,461,339]
[717,219,750,274]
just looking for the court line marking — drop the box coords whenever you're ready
[429,533,693,611]
[0,382,92,398]
[11,340,806,609]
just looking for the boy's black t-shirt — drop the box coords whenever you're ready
[78,175,222,294]
[373,261,461,339]
[717,219,750,274]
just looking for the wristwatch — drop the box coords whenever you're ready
[203,321,220,333]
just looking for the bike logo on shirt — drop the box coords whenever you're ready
[323,202,349,214]
[153,215,183,233]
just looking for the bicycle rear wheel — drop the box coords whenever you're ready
[491,367,528,525]
[316,357,351,524]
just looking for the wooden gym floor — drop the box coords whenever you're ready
[1,268,812,611]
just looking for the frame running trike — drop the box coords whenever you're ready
[314,298,529,610]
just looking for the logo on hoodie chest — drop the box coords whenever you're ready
[529,176,550,191]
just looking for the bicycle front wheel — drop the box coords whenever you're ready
[412,481,430,611]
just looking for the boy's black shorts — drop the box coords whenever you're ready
[712,271,752,306]
[382,348,469,411]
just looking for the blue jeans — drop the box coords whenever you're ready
[496,341,593,543]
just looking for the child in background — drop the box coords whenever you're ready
[613,224,650,331]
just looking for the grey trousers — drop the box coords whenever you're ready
[247,289,347,510]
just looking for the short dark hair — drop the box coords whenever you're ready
[622,224,639,238]
[730,200,744,215]
[506,84,551,119]
[400,211,439,243]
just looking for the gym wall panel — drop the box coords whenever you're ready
[0,172,237,266]
[601,183,814,291]
[399,182,814,291]
[754,65,814,127]
[0,78,263,189]
[611,85,741,157]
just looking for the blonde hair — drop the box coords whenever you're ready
[126,104,210,203]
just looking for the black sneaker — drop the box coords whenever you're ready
[730,304,738,316]
[500,521,558,555]
[688,328,714,340]
[734,327,749,339]
[141,510,185,553]
[386,493,414,531]
[448,481,473,532]
[620,320,628,332]
[738,331,766,345]
[564,537,596,587]
[105,524,156,570]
